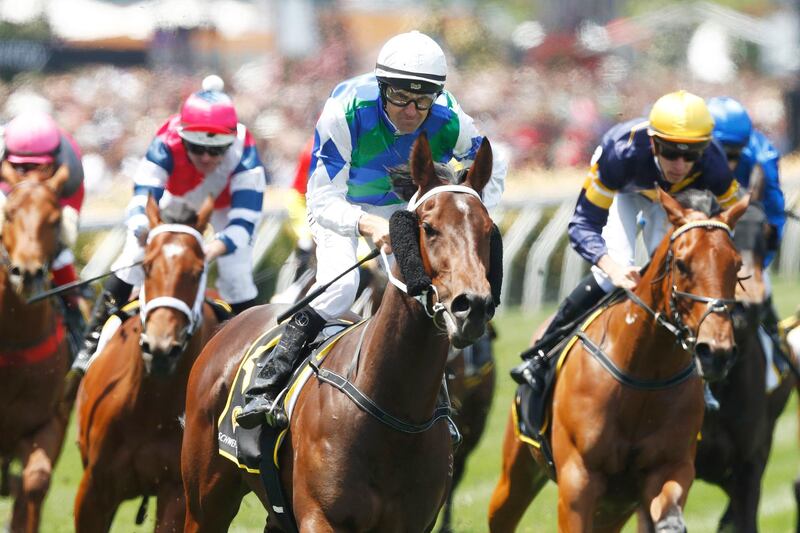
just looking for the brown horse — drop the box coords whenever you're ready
[694,198,796,532]
[277,237,496,533]
[489,189,749,532]
[74,195,222,532]
[0,169,72,533]
[181,134,498,532]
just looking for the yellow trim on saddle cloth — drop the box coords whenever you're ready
[212,298,232,313]
[512,307,607,449]
[216,319,365,473]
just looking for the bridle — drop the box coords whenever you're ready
[625,219,737,352]
[138,224,207,358]
[381,184,485,330]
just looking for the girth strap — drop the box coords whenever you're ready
[576,331,697,390]
[309,359,454,434]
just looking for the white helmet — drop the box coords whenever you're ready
[375,31,447,93]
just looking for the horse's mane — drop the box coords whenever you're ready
[672,189,721,217]
[389,162,461,201]
[159,200,200,226]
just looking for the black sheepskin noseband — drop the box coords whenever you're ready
[389,210,431,296]
[489,223,503,306]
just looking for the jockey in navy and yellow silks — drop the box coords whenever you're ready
[570,117,738,266]
[511,90,739,393]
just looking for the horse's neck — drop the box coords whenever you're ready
[603,252,690,376]
[0,269,55,345]
[356,286,450,422]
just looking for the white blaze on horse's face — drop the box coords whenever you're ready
[162,242,187,261]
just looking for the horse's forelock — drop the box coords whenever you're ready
[389,162,457,201]
[673,189,721,218]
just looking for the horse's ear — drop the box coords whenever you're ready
[195,195,214,233]
[1,160,20,187]
[463,137,493,194]
[410,132,438,192]
[658,188,687,227]
[46,164,70,195]
[719,193,751,229]
[146,194,161,227]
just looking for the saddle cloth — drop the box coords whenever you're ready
[216,320,360,472]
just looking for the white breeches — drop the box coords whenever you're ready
[591,192,669,293]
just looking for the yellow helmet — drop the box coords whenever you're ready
[647,90,714,143]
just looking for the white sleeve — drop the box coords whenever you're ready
[306,98,364,237]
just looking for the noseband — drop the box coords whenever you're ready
[139,224,207,355]
[625,220,737,352]
[382,184,484,330]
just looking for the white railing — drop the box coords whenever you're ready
[79,189,800,311]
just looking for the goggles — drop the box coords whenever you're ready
[383,85,439,111]
[654,138,706,163]
[184,141,231,157]
[8,161,51,174]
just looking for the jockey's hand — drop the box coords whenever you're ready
[597,255,640,290]
[204,239,227,263]
[358,213,392,254]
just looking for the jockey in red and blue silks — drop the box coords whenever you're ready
[70,75,266,377]
[0,110,87,356]
[708,96,785,267]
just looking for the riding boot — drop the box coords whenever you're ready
[59,294,87,362]
[511,274,606,390]
[236,305,326,429]
[69,275,133,376]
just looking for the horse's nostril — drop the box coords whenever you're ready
[451,294,470,315]
[694,342,711,360]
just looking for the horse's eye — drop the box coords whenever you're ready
[675,259,690,275]
[422,222,437,237]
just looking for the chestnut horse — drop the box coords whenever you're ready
[181,134,498,532]
[74,196,222,532]
[489,189,749,532]
[0,170,72,533]
[695,198,796,532]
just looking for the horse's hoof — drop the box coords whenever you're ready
[655,511,686,533]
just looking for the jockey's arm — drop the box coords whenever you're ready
[126,139,170,242]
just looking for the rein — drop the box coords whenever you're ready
[382,184,484,330]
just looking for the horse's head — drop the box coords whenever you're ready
[0,166,68,298]
[390,133,500,349]
[139,195,213,376]
[658,188,748,381]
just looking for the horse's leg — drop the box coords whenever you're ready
[12,414,69,533]
[635,506,655,533]
[488,412,548,532]
[74,469,119,532]
[721,458,765,533]
[182,412,248,532]
[556,458,605,533]
[154,482,185,533]
[642,462,694,533]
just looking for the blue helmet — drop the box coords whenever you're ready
[707,96,752,147]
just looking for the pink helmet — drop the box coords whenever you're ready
[178,75,237,147]
[5,111,60,164]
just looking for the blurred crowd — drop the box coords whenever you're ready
[0,24,791,204]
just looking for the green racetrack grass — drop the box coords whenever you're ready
[2,277,799,532]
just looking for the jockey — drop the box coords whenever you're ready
[708,96,788,372]
[512,90,739,391]
[236,30,508,429]
[69,75,266,377]
[0,110,87,356]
